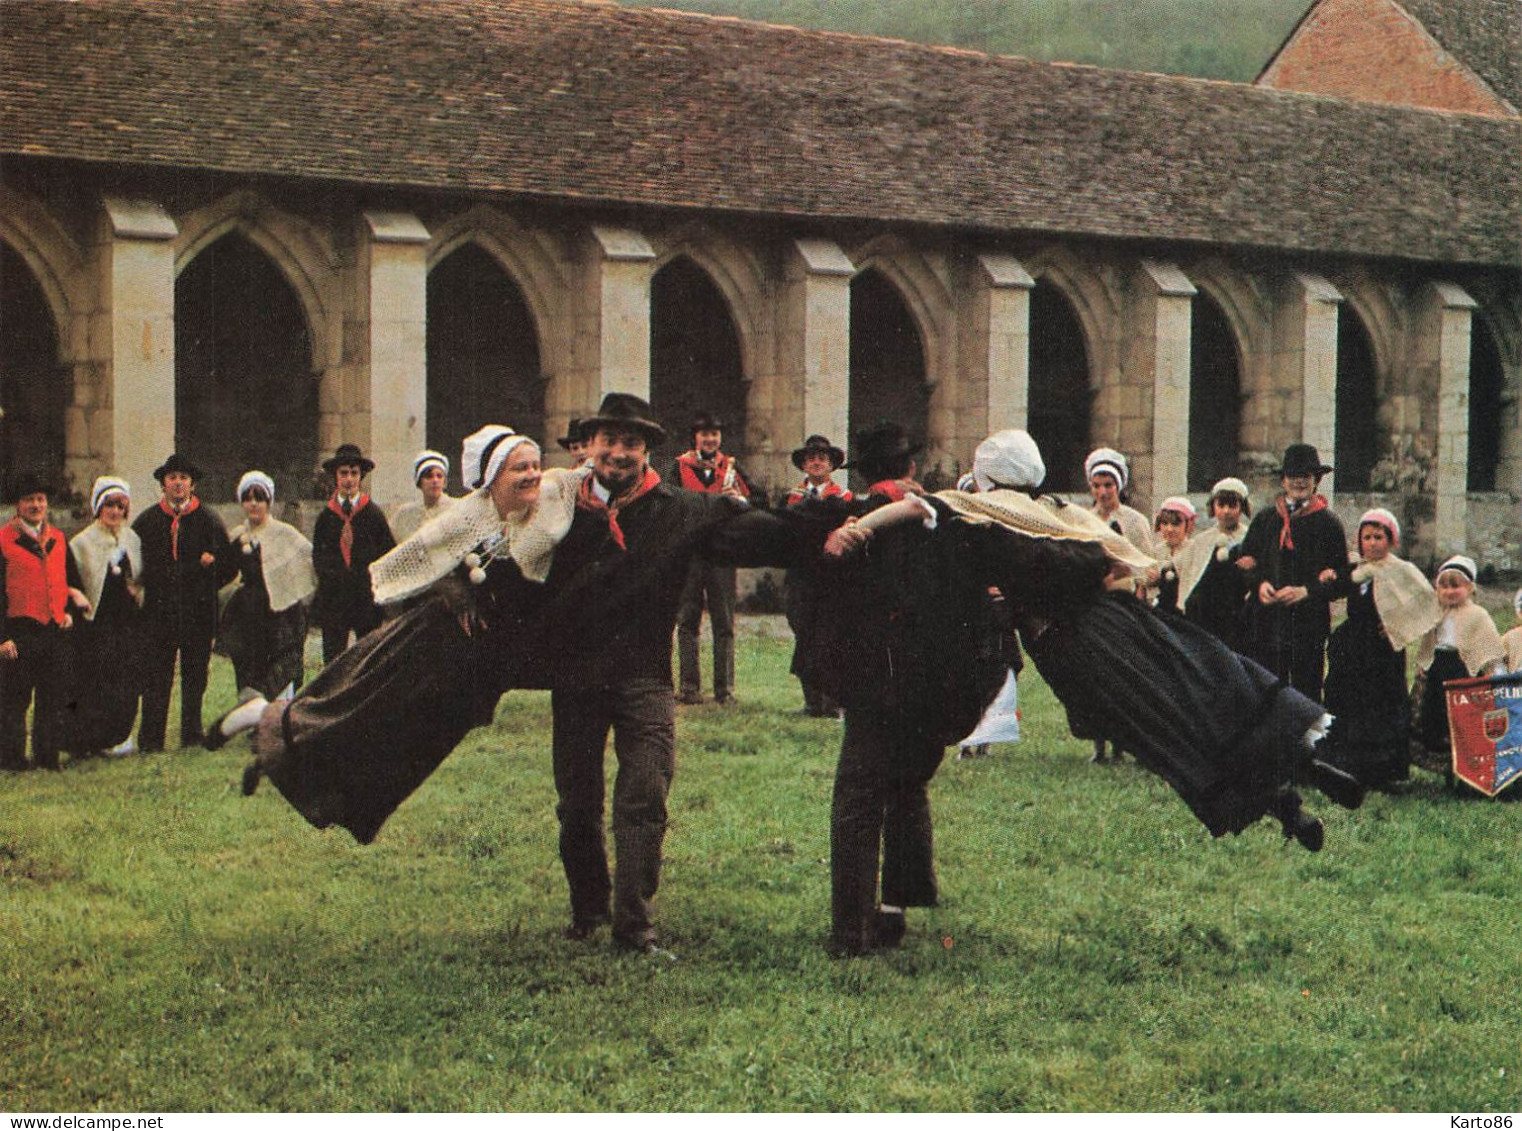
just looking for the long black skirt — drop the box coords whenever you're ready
[244,591,497,844]
[1026,592,1325,838]
[1322,587,1411,787]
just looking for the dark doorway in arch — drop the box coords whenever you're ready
[427,243,543,491]
[849,268,929,486]
[0,243,69,493]
[176,233,316,503]
[1334,307,1379,492]
[1467,315,1504,492]
[650,256,746,470]
[1027,279,1093,494]
[1188,290,1243,492]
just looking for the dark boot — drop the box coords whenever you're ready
[1304,759,1366,811]
[1270,789,1324,852]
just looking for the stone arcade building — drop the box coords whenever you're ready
[1,0,1518,568]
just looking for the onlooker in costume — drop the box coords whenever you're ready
[65,476,144,759]
[1149,496,1197,611]
[526,394,814,956]
[1321,508,1438,790]
[783,434,851,717]
[838,431,1365,879]
[388,450,457,543]
[312,443,395,663]
[1240,443,1352,702]
[132,454,232,750]
[557,418,591,468]
[670,411,753,706]
[848,421,924,503]
[1,474,82,771]
[204,472,317,749]
[1412,555,1506,776]
[1081,446,1153,763]
[1503,589,1522,674]
[237,428,569,845]
[1178,477,1252,651]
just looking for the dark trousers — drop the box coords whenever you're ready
[677,561,736,699]
[139,614,212,749]
[1249,612,1330,703]
[0,622,68,770]
[551,679,676,946]
[831,709,945,953]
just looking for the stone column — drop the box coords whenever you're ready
[99,197,178,501]
[1422,281,1478,559]
[1123,259,1196,506]
[588,226,656,405]
[362,211,430,506]
[1270,272,1343,494]
[976,253,1036,436]
[779,239,854,482]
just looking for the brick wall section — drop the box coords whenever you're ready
[1260,0,1515,117]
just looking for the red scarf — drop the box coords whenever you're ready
[867,479,914,502]
[327,493,371,566]
[575,469,660,551]
[158,495,201,560]
[1276,494,1328,550]
[786,479,851,505]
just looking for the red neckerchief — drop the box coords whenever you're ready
[328,493,371,566]
[158,495,200,560]
[867,479,911,502]
[1276,493,1328,550]
[786,479,851,504]
[575,469,661,551]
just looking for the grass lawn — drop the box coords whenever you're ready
[3,614,1520,1112]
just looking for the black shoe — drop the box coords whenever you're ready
[872,908,907,949]
[676,690,705,706]
[714,694,736,707]
[202,709,237,751]
[241,762,262,797]
[562,921,604,942]
[1286,812,1325,852]
[1306,759,1366,811]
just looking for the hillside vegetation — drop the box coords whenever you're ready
[616,0,1311,81]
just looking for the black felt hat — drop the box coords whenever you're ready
[689,411,725,438]
[1279,443,1333,478]
[8,471,51,503]
[791,434,846,471]
[845,422,922,476]
[152,453,203,483]
[322,443,376,475]
[557,418,588,450]
[581,392,668,447]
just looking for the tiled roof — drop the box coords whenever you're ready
[1399,0,1521,112]
[1,0,1517,267]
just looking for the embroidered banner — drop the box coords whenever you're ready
[1445,672,1522,797]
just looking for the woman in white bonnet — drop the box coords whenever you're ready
[205,471,317,747]
[1320,508,1438,790]
[64,476,144,759]
[388,449,458,543]
[235,426,587,843]
[840,429,1367,852]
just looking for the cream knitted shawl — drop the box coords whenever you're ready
[935,489,1157,573]
[1350,554,1441,653]
[69,522,143,621]
[1174,526,1246,612]
[1415,601,1506,675]
[226,518,318,613]
[370,466,587,605]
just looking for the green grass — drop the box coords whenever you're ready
[3,616,1520,1112]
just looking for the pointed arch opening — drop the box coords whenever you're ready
[1334,306,1379,492]
[649,255,746,465]
[1027,279,1093,494]
[1468,314,1504,492]
[848,268,928,480]
[175,233,317,502]
[426,242,543,491]
[0,242,68,487]
[1188,289,1244,492]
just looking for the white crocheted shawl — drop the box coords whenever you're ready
[226,518,318,613]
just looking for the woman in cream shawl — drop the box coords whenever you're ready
[1321,508,1438,789]
[65,476,144,758]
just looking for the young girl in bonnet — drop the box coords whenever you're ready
[1149,496,1197,611]
[1320,508,1438,789]
[1412,555,1506,777]
[1502,588,1522,674]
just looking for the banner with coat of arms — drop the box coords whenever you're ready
[1445,672,1522,797]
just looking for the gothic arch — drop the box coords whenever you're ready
[0,185,87,350]
[175,191,335,369]
[1182,258,1269,369]
[847,235,955,386]
[1326,269,1402,395]
[1021,244,1122,393]
[649,223,769,384]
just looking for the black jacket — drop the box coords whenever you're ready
[132,500,232,634]
[311,499,395,629]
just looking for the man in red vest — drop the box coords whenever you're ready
[0,474,82,771]
[669,411,752,705]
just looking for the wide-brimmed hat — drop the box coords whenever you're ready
[322,443,376,475]
[556,419,588,451]
[791,434,846,471]
[690,411,725,439]
[152,453,202,483]
[845,422,922,474]
[9,471,51,503]
[581,392,667,447]
[1279,443,1333,478]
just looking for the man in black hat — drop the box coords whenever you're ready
[783,435,852,716]
[520,392,815,956]
[1239,443,1352,701]
[848,421,924,502]
[312,443,395,663]
[1,474,82,771]
[669,411,753,705]
[557,418,590,467]
[132,454,234,750]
